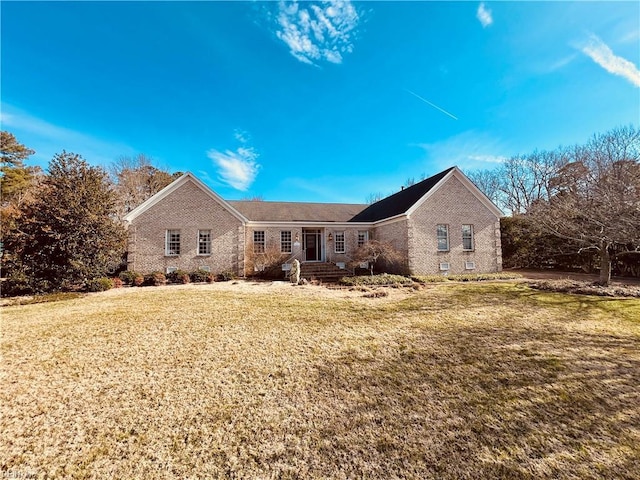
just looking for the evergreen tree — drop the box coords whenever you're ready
[3,152,127,293]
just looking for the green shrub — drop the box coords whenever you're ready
[144,271,166,286]
[190,269,214,283]
[340,273,414,287]
[409,275,449,283]
[2,273,33,297]
[216,271,236,282]
[86,277,114,292]
[448,272,522,282]
[119,270,140,285]
[412,272,523,284]
[167,270,190,284]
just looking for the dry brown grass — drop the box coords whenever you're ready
[529,279,640,297]
[2,281,639,479]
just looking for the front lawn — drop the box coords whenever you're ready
[2,281,639,479]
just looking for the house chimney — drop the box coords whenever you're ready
[401,186,404,191]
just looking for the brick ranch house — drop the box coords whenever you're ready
[123,166,503,278]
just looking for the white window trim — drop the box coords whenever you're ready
[439,262,450,271]
[165,229,180,256]
[334,231,345,254]
[357,230,369,248]
[281,230,292,254]
[198,229,212,256]
[465,261,476,270]
[253,231,265,254]
[437,224,449,252]
[462,224,474,252]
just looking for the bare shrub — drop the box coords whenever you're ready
[245,243,288,279]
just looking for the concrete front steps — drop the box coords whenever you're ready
[300,262,353,283]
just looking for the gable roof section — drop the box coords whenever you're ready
[405,167,503,218]
[229,200,366,222]
[122,172,248,224]
[350,167,502,222]
[349,167,455,222]
[122,166,501,226]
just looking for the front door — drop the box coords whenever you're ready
[303,229,321,261]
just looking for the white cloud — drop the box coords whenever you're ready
[233,129,250,144]
[468,154,507,164]
[207,144,260,191]
[476,2,493,28]
[581,34,640,87]
[273,0,360,65]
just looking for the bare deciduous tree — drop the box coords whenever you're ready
[530,125,640,285]
[366,192,385,205]
[467,149,568,215]
[110,154,177,219]
[350,239,405,275]
[466,168,502,207]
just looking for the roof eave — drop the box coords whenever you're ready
[122,172,248,225]
[405,167,502,219]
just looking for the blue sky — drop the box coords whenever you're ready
[2,1,639,203]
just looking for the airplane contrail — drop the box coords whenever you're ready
[405,89,459,121]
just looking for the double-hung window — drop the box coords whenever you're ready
[462,225,474,251]
[334,231,345,253]
[357,230,369,248]
[253,231,265,253]
[281,231,292,254]
[436,224,449,251]
[166,229,181,256]
[198,230,211,255]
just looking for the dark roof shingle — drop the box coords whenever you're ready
[228,201,367,222]
[227,167,454,223]
[348,167,455,222]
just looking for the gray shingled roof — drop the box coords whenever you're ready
[227,167,454,223]
[228,201,367,222]
[349,167,455,222]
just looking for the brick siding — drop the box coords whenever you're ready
[127,180,243,275]
[407,175,502,274]
[126,170,501,277]
[245,227,371,268]
[373,219,410,273]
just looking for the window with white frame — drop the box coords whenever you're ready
[281,231,292,254]
[462,224,474,251]
[334,231,345,253]
[198,230,211,255]
[165,229,181,256]
[357,230,369,248]
[436,224,449,251]
[253,230,265,253]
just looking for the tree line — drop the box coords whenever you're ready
[0,132,178,295]
[466,125,640,285]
